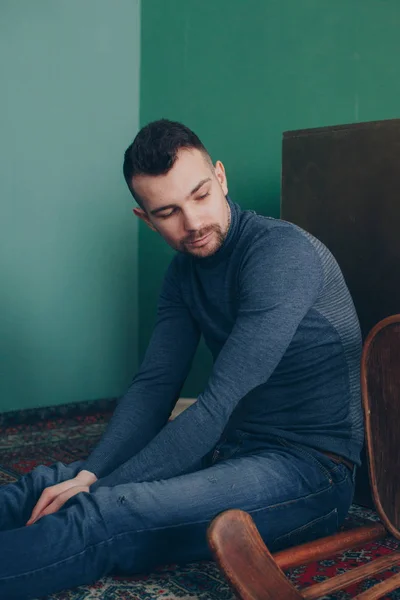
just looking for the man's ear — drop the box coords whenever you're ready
[214,160,228,196]
[133,207,157,232]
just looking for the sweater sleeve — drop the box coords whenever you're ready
[91,228,324,488]
[81,257,201,479]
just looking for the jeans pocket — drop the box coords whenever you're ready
[272,507,339,552]
[276,438,342,485]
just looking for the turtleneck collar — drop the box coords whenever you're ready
[193,195,241,268]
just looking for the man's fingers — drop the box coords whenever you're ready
[26,488,55,525]
[35,498,61,521]
[26,485,88,525]
[26,480,75,525]
[27,500,57,525]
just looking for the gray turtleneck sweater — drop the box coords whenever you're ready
[83,197,364,488]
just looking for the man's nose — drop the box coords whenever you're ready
[183,209,203,232]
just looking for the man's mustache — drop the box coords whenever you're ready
[183,226,217,244]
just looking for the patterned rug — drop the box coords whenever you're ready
[0,410,399,600]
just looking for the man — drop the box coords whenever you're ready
[0,119,363,599]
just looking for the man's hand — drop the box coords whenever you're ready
[26,469,98,525]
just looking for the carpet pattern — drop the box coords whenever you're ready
[0,411,399,600]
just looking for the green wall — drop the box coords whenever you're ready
[140,0,400,395]
[0,1,141,412]
[2,1,399,413]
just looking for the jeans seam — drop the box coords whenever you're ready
[0,539,111,582]
[273,507,338,545]
[116,478,337,537]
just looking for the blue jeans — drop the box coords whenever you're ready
[0,432,355,599]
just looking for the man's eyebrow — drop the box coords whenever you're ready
[188,177,211,197]
[150,178,211,216]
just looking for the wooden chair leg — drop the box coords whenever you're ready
[302,553,400,599]
[353,571,400,600]
[274,522,386,570]
[208,508,303,600]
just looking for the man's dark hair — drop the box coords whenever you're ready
[123,119,212,207]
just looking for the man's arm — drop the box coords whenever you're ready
[91,228,324,489]
[80,258,201,480]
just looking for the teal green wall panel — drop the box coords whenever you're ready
[0,1,141,412]
[138,0,399,396]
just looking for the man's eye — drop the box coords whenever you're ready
[160,208,177,219]
[198,192,209,200]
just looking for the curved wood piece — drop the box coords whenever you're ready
[208,509,303,600]
[209,509,398,600]
[361,314,400,540]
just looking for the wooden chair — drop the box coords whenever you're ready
[207,314,400,600]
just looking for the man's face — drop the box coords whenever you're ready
[131,148,230,258]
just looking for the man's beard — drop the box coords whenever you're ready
[178,223,228,257]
